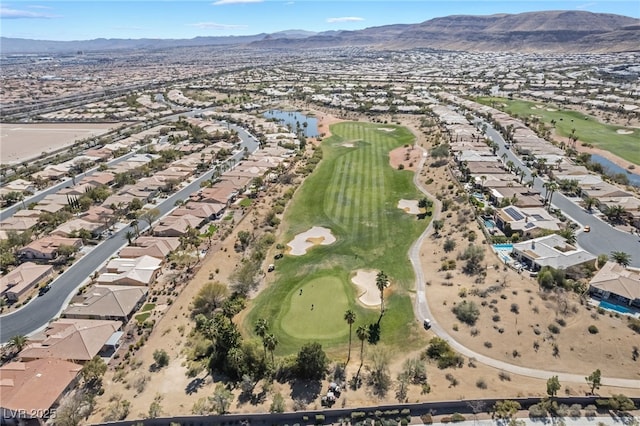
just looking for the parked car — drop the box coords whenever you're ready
[38,284,52,296]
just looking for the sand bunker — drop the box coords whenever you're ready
[352,269,382,306]
[398,199,421,214]
[546,108,558,112]
[342,143,355,147]
[377,127,395,132]
[617,129,634,135]
[287,226,336,255]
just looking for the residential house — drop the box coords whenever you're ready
[18,236,83,261]
[0,262,53,302]
[119,236,180,259]
[580,181,632,201]
[589,261,640,308]
[3,179,35,194]
[172,202,224,220]
[494,206,560,236]
[153,214,203,237]
[51,218,104,238]
[488,186,544,208]
[18,319,122,363]
[0,216,38,234]
[81,205,115,225]
[0,358,81,422]
[63,285,148,322]
[512,234,597,272]
[96,255,162,286]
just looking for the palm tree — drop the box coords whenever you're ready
[543,181,559,211]
[263,333,278,364]
[344,310,356,363]
[254,318,269,357]
[584,196,597,212]
[557,228,576,244]
[8,335,28,353]
[124,230,136,245]
[356,325,369,366]
[376,271,388,314]
[611,251,631,268]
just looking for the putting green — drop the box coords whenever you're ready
[281,276,350,340]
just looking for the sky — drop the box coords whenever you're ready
[1,0,639,41]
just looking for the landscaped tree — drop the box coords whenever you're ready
[376,271,388,314]
[356,325,369,366]
[557,227,576,244]
[81,355,107,388]
[443,238,456,253]
[460,244,485,275]
[543,181,559,211]
[263,333,278,364]
[344,309,357,363]
[432,219,444,236]
[452,300,480,325]
[210,384,234,414]
[611,251,631,268]
[124,230,136,245]
[493,400,521,420]
[153,349,170,369]
[584,196,598,211]
[605,205,626,223]
[192,281,229,317]
[546,375,561,397]
[139,207,161,232]
[295,342,328,380]
[586,369,602,394]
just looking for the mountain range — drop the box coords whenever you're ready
[2,11,638,55]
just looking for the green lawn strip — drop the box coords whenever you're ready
[244,122,428,355]
[135,312,151,323]
[475,96,640,165]
[140,303,155,312]
[238,198,253,207]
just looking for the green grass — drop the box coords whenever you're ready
[475,96,640,165]
[244,122,430,355]
[135,312,151,323]
[238,198,253,207]
[140,303,155,312]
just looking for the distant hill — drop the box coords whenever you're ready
[2,10,638,54]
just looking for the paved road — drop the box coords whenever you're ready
[410,142,640,389]
[0,123,259,343]
[481,123,640,267]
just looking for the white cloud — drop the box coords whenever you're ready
[27,5,53,10]
[575,2,597,10]
[0,7,59,19]
[189,21,248,30]
[326,16,364,23]
[212,0,263,5]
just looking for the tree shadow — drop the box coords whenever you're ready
[185,377,205,395]
[368,322,380,344]
[289,379,322,403]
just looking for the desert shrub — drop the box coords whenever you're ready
[628,318,640,334]
[588,325,599,334]
[420,413,433,424]
[492,315,501,322]
[450,413,465,422]
[528,403,548,418]
[510,303,519,314]
[484,341,492,348]
[452,300,480,325]
[548,324,560,334]
[498,371,511,381]
[476,378,487,389]
[569,404,582,417]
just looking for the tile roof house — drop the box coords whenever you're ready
[512,234,597,272]
[96,255,162,286]
[118,236,180,259]
[0,262,54,302]
[494,206,560,235]
[51,218,104,238]
[63,285,148,322]
[153,214,203,237]
[18,236,83,261]
[0,358,81,420]
[589,261,640,308]
[18,319,122,363]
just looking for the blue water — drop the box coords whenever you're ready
[493,243,514,249]
[484,219,496,229]
[263,110,319,138]
[599,300,634,315]
[590,154,640,187]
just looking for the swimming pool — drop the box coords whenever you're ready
[492,243,514,264]
[493,243,513,249]
[599,300,634,315]
[484,219,496,229]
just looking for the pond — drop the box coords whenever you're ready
[264,110,319,138]
[589,154,640,187]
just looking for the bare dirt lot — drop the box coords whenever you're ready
[0,122,120,164]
